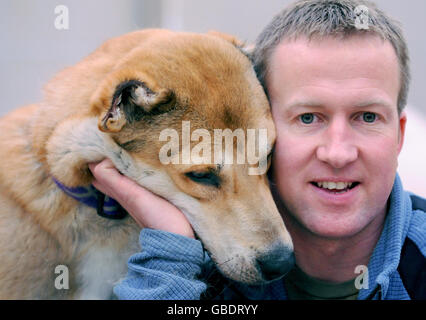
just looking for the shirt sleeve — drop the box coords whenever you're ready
[113,228,208,300]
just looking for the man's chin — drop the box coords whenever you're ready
[303,215,369,240]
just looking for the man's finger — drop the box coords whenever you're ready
[89,159,150,205]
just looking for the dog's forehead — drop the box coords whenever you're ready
[117,33,275,144]
[123,35,254,94]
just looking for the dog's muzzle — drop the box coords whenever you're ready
[256,243,295,281]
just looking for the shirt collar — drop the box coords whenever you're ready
[357,173,412,299]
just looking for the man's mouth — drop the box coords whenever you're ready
[310,181,360,194]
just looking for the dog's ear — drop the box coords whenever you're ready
[207,30,245,47]
[207,30,254,57]
[98,80,175,133]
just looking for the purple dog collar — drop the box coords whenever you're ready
[52,177,127,220]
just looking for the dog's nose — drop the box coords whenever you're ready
[256,244,294,281]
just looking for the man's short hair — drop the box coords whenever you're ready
[252,0,410,114]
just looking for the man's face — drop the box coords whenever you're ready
[268,35,406,239]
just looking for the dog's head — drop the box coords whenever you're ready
[89,31,293,284]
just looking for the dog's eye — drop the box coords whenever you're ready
[185,171,221,188]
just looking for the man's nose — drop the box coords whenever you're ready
[316,118,358,168]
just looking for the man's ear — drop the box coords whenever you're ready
[398,111,407,154]
[96,79,175,133]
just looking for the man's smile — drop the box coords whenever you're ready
[310,180,360,193]
[309,179,361,203]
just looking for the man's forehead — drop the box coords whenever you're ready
[270,34,398,68]
[267,34,400,107]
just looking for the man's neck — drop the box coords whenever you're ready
[279,204,386,283]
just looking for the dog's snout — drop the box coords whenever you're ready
[256,244,294,281]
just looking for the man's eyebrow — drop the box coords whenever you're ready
[285,101,324,111]
[353,99,394,109]
[285,99,394,110]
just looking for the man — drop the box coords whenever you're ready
[89,0,425,300]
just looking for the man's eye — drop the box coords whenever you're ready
[299,113,316,124]
[185,171,221,188]
[362,112,377,123]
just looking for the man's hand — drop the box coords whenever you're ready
[88,159,195,239]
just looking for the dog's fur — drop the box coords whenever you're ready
[0,29,292,299]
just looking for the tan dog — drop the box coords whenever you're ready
[0,29,293,299]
